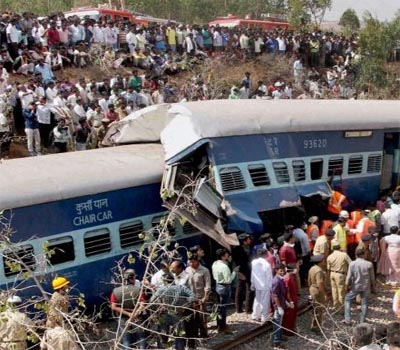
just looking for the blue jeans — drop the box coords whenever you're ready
[216,283,231,329]
[158,313,185,350]
[119,319,147,349]
[345,290,370,323]
[272,309,283,344]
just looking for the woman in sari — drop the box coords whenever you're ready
[378,226,400,285]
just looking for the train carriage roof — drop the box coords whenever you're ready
[0,144,164,210]
[160,100,400,162]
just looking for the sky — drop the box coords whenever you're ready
[325,0,400,21]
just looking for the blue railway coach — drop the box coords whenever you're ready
[0,144,203,308]
[160,100,400,235]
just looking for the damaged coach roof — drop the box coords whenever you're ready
[104,100,400,162]
[160,99,400,163]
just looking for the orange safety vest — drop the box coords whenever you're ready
[346,218,356,245]
[327,191,346,215]
[355,218,376,243]
[307,224,320,250]
[350,211,361,227]
[320,220,333,236]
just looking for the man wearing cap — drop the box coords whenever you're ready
[110,268,145,349]
[313,229,335,257]
[307,216,320,250]
[46,276,70,328]
[333,217,349,252]
[0,296,33,350]
[97,117,111,148]
[357,234,374,262]
[344,248,375,325]
[232,233,253,314]
[308,255,329,332]
[327,239,352,309]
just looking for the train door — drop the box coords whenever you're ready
[381,132,400,190]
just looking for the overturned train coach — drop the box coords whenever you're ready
[153,100,400,235]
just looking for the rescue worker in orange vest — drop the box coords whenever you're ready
[350,210,376,244]
[307,216,320,250]
[349,210,360,228]
[341,210,357,259]
[320,219,333,236]
[327,189,346,217]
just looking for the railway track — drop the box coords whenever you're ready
[211,302,312,350]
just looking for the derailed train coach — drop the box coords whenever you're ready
[0,144,207,309]
[156,100,400,236]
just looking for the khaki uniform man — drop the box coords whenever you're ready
[313,229,335,258]
[40,326,78,350]
[46,276,70,328]
[327,240,352,308]
[308,254,329,332]
[357,234,373,262]
[0,296,32,350]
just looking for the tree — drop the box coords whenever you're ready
[303,0,332,26]
[339,8,360,32]
[287,0,311,30]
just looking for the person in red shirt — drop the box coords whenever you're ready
[106,104,120,123]
[282,263,298,335]
[279,232,298,266]
[46,21,60,49]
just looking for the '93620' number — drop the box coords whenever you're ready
[303,139,327,149]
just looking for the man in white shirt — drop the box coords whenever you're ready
[126,27,137,54]
[250,248,273,323]
[36,96,52,148]
[6,18,20,59]
[45,81,58,103]
[381,203,400,235]
[170,260,190,288]
[18,85,34,109]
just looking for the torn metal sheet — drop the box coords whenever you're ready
[296,182,332,199]
[163,198,239,250]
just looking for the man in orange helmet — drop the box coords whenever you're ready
[46,276,70,328]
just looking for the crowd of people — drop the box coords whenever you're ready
[0,10,368,159]
[104,186,400,350]
[0,8,400,350]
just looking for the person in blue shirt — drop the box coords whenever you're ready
[23,101,41,156]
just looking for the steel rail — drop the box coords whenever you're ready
[211,302,312,350]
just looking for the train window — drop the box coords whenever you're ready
[219,167,246,192]
[248,164,270,186]
[46,236,75,265]
[348,156,363,175]
[119,221,144,248]
[152,215,176,237]
[292,160,306,182]
[367,154,382,173]
[273,162,290,184]
[3,245,35,277]
[310,159,323,180]
[84,228,111,257]
[328,157,343,176]
[182,221,197,235]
